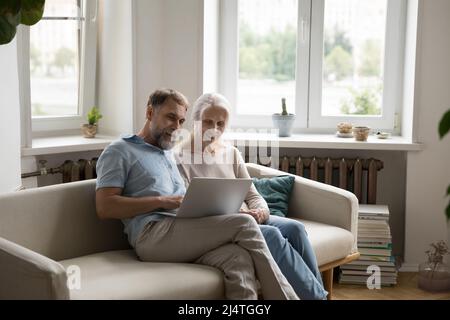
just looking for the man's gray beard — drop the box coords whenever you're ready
[152,130,174,150]
[159,136,174,150]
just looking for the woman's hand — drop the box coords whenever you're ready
[159,196,184,210]
[240,208,268,224]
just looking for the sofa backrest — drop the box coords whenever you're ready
[0,180,130,261]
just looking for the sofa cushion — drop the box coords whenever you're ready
[293,219,354,266]
[252,175,295,217]
[59,250,225,300]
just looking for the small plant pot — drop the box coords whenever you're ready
[353,126,370,142]
[81,124,97,138]
[272,114,296,137]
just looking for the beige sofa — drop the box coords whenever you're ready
[0,163,359,300]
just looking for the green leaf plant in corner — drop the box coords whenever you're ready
[439,109,450,220]
[0,0,46,45]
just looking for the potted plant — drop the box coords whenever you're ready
[272,98,296,137]
[82,106,102,138]
[0,0,46,45]
[418,240,450,292]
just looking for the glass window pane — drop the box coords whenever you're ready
[43,0,81,18]
[238,0,297,115]
[30,14,81,117]
[321,0,387,117]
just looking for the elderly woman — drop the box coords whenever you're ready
[175,93,327,300]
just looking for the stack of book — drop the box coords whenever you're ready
[339,204,398,286]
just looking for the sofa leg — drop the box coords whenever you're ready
[322,268,333,300]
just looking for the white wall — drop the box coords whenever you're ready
[403,0,450,269]
[0,39,22,193]
[134,0,203,130]
[96,0,134,136]
[134,0,164,129]
[161,0,203,105]
[202,0,220,94]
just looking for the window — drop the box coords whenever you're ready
[219,0,406,132]
[20,0,98,133]
[237,0,298,116]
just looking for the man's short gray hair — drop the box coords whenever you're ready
[147,88,189,110]
[192,93,231,121]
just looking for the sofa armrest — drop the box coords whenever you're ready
[246,163,358,252]
[0,237,69,300]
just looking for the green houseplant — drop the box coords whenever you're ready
[272,98,296,137]
[0,0,46,45]
[82,106,102,138]
[439,109,450,220]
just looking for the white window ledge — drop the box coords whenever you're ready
[21,132,423,157]
[223,132,423,151]
[21,134,119,156]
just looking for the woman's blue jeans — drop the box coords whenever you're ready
[259,215,328,300]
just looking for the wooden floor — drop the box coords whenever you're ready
[332,272,450,300]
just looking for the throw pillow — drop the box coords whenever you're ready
[252,175,295,217]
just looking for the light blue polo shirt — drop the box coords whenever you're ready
[96,134,186,247]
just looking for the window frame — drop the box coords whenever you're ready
[309,0,406,131]
[19,0,98,135]
[220,0,310,130]
[219,0,407,133]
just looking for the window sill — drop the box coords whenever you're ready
[20,132,423,157]
[21,134,119,156]
[223,132,423,151]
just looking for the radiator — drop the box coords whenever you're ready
[21,158,99,183]
[60,158,98,183]
[267,156,383,204]
[246,156,383,204]
[22,156,383,204]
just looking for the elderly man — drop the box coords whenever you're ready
[95,88,297,300]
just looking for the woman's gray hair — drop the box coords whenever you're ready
[192,93,231,122]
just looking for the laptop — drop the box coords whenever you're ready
[174,177,253,219]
